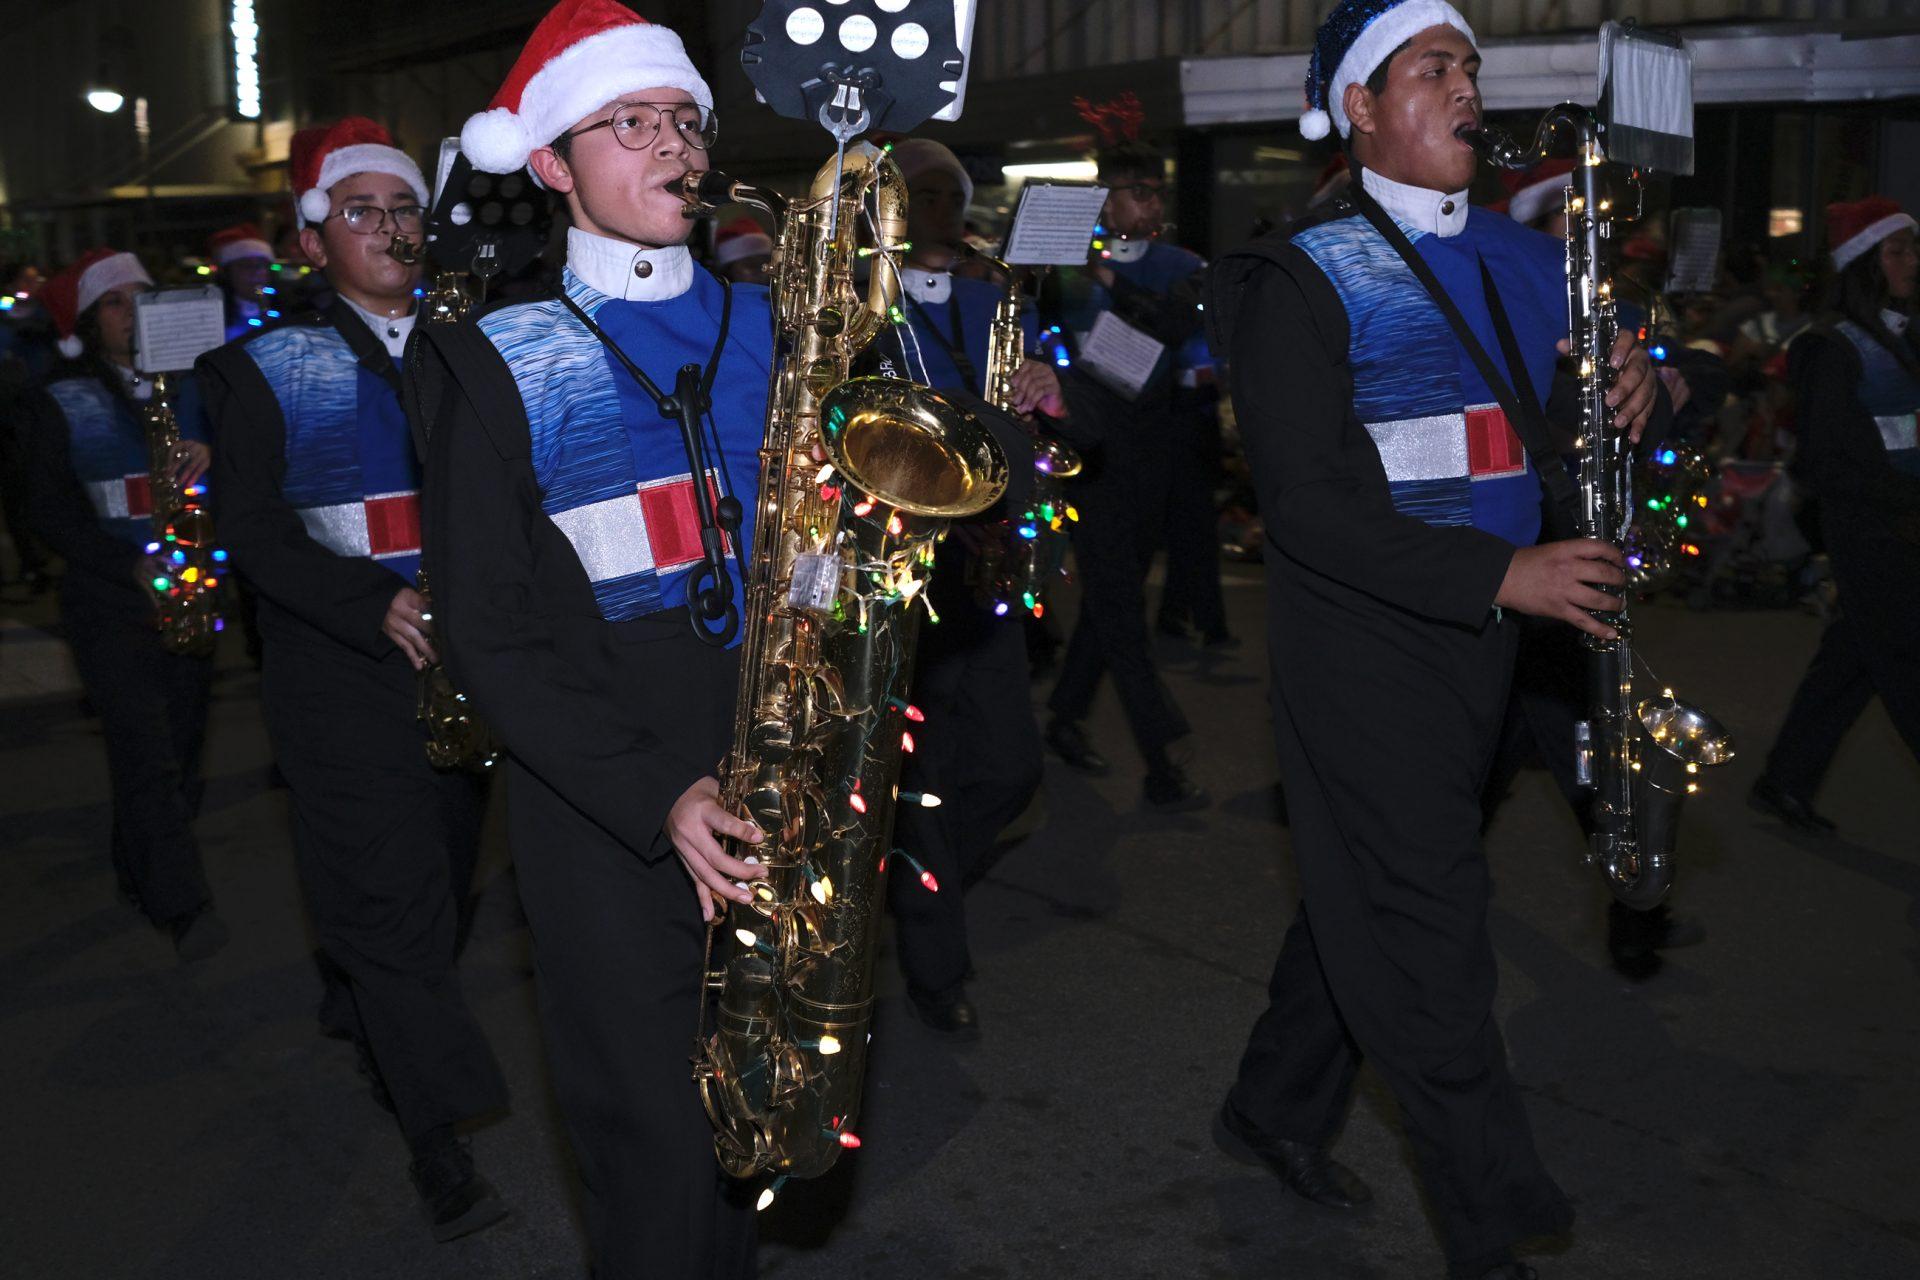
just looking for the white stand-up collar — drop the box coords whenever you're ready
[341,295,416,359]
[567,227,693,302]
[1884,308,1910,337]
[1362,168,1470,239]
[1104,237,1151,263]
[901,266,952,306]
[112,360,153,402]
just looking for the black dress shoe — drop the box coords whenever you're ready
[1144,766,1209,813]
[409,1135,508,1242]
[1046,719,1111,776]
[1212,1101,1372,1211]
[908,987,980,1037]
[170,907,230,962]
[1748,775,1837,834]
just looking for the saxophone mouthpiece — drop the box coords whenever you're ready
[385,235,424,265]
[681,169,737,214]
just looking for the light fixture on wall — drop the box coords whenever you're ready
[85,88,126,114]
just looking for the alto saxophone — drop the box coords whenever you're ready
[963,247,1081,618]
[683,146,1009,1183]
[388,234,498,772]
[1474,114,1733,909]
[140,374,223,656]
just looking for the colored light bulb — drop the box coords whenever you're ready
[817,1034,842,1056]
[901,731,915,754]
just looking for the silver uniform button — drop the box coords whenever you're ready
[634,259,653,279]
[1440,199,1456,215]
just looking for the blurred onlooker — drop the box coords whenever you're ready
[710,214,772,286]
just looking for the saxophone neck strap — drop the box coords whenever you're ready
[1347,188,1580,539]
[903,292,978,392]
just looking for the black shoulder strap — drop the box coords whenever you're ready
[1347,188,1580,538]
[325,299,404,399]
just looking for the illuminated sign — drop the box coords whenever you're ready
[230,1,261,120]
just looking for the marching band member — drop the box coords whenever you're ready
[207,223,278,341]
[1042,102,1209,810]
[1751,197,1920,831]
[22,248,227,961]
[197,118,508,1242]
[417,1,764,1272]
[712,214,773,286]
[879,137,1055,1034]
[1207,3,1663,1275]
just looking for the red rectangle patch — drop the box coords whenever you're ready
[638,474,726,571]
[125,475,152,520]
[364,492,421,557]
[1466,406,1525,479]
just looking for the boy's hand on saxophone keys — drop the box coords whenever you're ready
[1496,539,1627,640]
[668,776,766,922]
[1009,360,1067,418]
[1558,333,1657,443]
[170,441,212,488]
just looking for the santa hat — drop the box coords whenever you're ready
[1496,159,1576,227]
[461,0,712,176]
[42,249,152,359]
[291,117,429,228]
[889,137,975,209]
[1308,154,1351,207]
[713,216,773,268]
[208,223,274,267]
[1299,0,1475,141]
[1827,196,1916,273]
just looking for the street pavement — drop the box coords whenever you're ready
[3,565,1917,1280]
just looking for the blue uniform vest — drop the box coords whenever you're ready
[242,320,423,582]
[479,268,774,634]
[891,276,1038,397]
[1835,319,1920,477]
[1292,207,1566,547]
[46,376,155,548]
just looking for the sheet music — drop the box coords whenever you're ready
[1004,183,1110,266]
[133,287,227,374]
[1665,208,1722,295]
[1078,311,1164,399]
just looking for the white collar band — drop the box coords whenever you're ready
[567,227,693,302]
[1361,168,1470,239]
[901,268,952,306]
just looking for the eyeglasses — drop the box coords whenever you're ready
[1114,182,1167,201]
[562,100,719,152]
[327,204,428,236]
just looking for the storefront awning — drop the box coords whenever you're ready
[1181,24,1920,126]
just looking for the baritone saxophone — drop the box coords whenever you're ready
[683,146,1009,1183]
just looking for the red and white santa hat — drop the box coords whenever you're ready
[713,216,773,267]
[1827,196,1916,273]
[461,0,712,176]
[888,137,975,209]
[208,222,274,267]
[291,117,429,228]
[1495,159,1577,227]
[42,248,152,359]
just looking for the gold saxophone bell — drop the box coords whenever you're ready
[820,377,1007,520]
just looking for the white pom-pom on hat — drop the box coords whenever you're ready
[460,108,535,178]
[298,188,333,226]
[1299,108,1331,142]
[58,335,84,359]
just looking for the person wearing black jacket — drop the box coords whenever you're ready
[196,119,508,1243]
[1206,5,1664,1277]
[1750,197,1920,832]
[1041,129,1210,811]
[876,138,1063,1035]
[23,248,227,961]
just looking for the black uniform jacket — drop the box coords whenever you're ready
[411,317,738,863]
[21,369,146,609]
[198,304,413,662]
[1790,322,1920,644]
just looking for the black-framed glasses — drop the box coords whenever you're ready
[327,204,428,236]
[562,100,719,152]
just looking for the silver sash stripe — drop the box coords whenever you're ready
[1875,413,1919,453]
[1364,413,1470,482]
[547,490,657,585]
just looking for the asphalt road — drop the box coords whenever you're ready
[3,566,1916,1280]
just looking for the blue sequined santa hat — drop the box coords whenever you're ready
[1299,0,1476,141]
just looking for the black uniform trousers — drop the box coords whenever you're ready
[1157,390,1228,639]
[501,625,755,1280]
[259,627,504,1148]
[890,600,1043,1001]
[1765,606,1920,793]
[1484,617,1586,820]
[61,574,214,924]
[1229,601,1570,1273]
[1048,437,1190,768]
